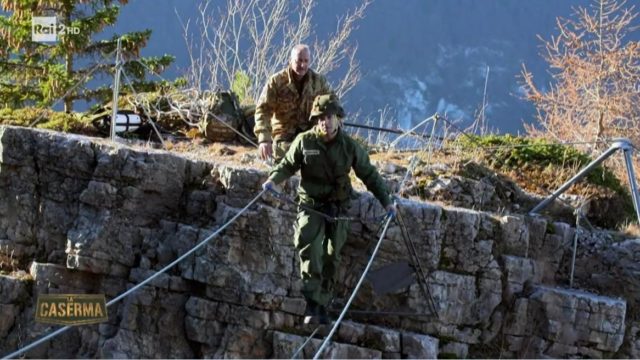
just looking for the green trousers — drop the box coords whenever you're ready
[294,206,349,306]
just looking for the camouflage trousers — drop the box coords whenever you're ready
[294,205,350,307]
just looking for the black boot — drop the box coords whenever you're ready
[318,305,330,325]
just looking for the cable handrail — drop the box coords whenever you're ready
[290,326,321,359]
[311,214,394,359]
[3,189,267,359]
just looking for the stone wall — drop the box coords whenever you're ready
[0,126,633,358]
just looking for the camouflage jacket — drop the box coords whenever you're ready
[254,67,332,143]
[269,127,392,208]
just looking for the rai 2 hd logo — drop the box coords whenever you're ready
[31,16,80,42]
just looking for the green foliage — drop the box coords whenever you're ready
[457,134,626,194]
[0,107,95,134]
[0,0,176,111]
[173,77,188,88]
[231,70,251,104]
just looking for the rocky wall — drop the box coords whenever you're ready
[0,126,633,358]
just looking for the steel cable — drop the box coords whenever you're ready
[311,214,394,359]
[3,189,267,359]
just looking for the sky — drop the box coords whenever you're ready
[28,0,637,135]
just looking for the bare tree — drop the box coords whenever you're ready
[520,0,640,151]
[177,0,370,104]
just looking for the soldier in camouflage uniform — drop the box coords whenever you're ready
[254,44,334,162]
[262,94,396,324]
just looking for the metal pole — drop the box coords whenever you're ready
[390,113,439,148]
[342,122,443,140]
[569,210,580,288]
[110,38,122,141]
[621,143,640,224]
[118,70,167,149]
[343,122,405,135]
[425,114,439,165]
[529,141,623,215]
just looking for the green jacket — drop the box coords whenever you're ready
[254,68,332,143]
[269,127,392,208]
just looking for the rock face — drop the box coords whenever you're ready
[0,126,634,358]
[502,285,626,358]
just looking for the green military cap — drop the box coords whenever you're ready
[310,94,345,119]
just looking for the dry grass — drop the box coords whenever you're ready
[502,163,606,199]
[0,245,32,280]
[0,244,18,275]
[166,139,268,167]
[6,118,636,229]
[618,221,640,239]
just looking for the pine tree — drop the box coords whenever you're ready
[0,0,175,112]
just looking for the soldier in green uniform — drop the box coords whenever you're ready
[254,44,334,162]
[262,94,396,324]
